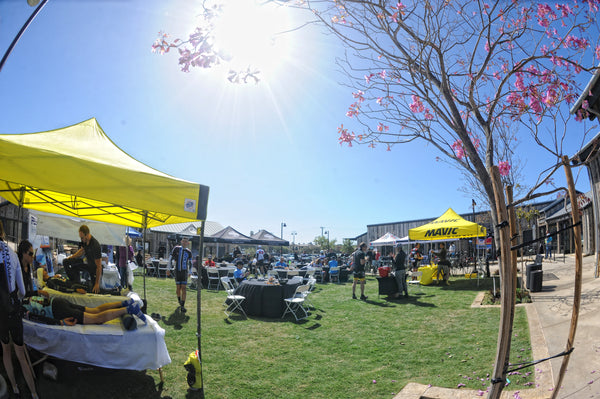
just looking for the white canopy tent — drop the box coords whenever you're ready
[370,232,402,247]
[30,210,132,247]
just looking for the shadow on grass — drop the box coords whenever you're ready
[363,299,396,307]
[162,307,191,330]
[439,278,494,291]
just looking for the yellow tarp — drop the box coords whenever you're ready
[0,118,209,228]
[408,208,486,241]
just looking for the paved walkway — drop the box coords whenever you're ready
[395,253,600,399]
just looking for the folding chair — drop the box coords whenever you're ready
[158,261,169,278]
[287,275,304,285]
[145,262,156,277]
[303,277,317,309]
[407,271,423,293]
[220,277,247,319]
[282,284,310,321]
[189,268,200,290]
[329,266,340,283]
[207,268,221,290]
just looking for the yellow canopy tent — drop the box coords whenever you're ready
[408,208,486,241]
[0,118,210,368]
[0,118,209,228]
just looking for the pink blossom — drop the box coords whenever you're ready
[409,95,425,113]
[596,45,600,60]
[452,140,465,159]
[514,73,525,91]
[353,90,365,103]
[377,123,389,132]
[555,4,573,17]
[338,125,355,146]
[529,97,543,114]
[365,73,375,84]
[498,161,511,176]
[542,88,558,106]
[485,40,490,52]
[379,70,387,79]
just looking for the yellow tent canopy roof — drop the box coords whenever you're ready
[0,118,209,228]
[408,208,486,241]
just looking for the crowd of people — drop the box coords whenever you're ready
[0,221,147,399]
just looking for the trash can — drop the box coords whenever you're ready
[530,270,543,292]
[526,264,542,289]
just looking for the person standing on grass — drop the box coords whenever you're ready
[255,245,266,276]
[409,242,423,271]
[170,237,192,313]
[392,246,408,298]
[350,242,368,300]
[431,243,451,285]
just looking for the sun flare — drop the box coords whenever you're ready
[212,0,293,80]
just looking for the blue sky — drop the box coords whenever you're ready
[0,0,593,244]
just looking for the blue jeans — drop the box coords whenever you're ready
[545,245,552,259]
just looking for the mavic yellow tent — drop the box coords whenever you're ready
[0,118,209,228]
[408,208,486,241]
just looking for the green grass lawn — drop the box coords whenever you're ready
[141,275,533,399]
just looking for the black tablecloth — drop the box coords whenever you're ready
[376,276,398,296]
[233,280,301,318]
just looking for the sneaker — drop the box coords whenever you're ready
[360,295,368,301]
[127,303,147,324]
[352,294,357,299]
[180,305,187,313]
[121,298,134,307]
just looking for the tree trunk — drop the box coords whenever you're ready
[506,186,519,299]
[550,156,583,398]
[487,167,516,399]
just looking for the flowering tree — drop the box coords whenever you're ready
[297,2,599,397]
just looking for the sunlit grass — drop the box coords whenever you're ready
[142,275,533,399]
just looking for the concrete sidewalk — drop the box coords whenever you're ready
[528,253,600,398]
[395,254,600,398]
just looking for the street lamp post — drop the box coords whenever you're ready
[0,0,48,74]
[280,222,286,256]
[291,231,297,251]
[325,230,329,251]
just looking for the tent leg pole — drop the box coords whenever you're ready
[196,221,206,399]
[142,212,148,302]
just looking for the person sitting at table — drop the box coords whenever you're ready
[22,294,146,325]
[328,256,339,280]
[274,257,287,269]
[204,255,215,267]
[233,261,249,284]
